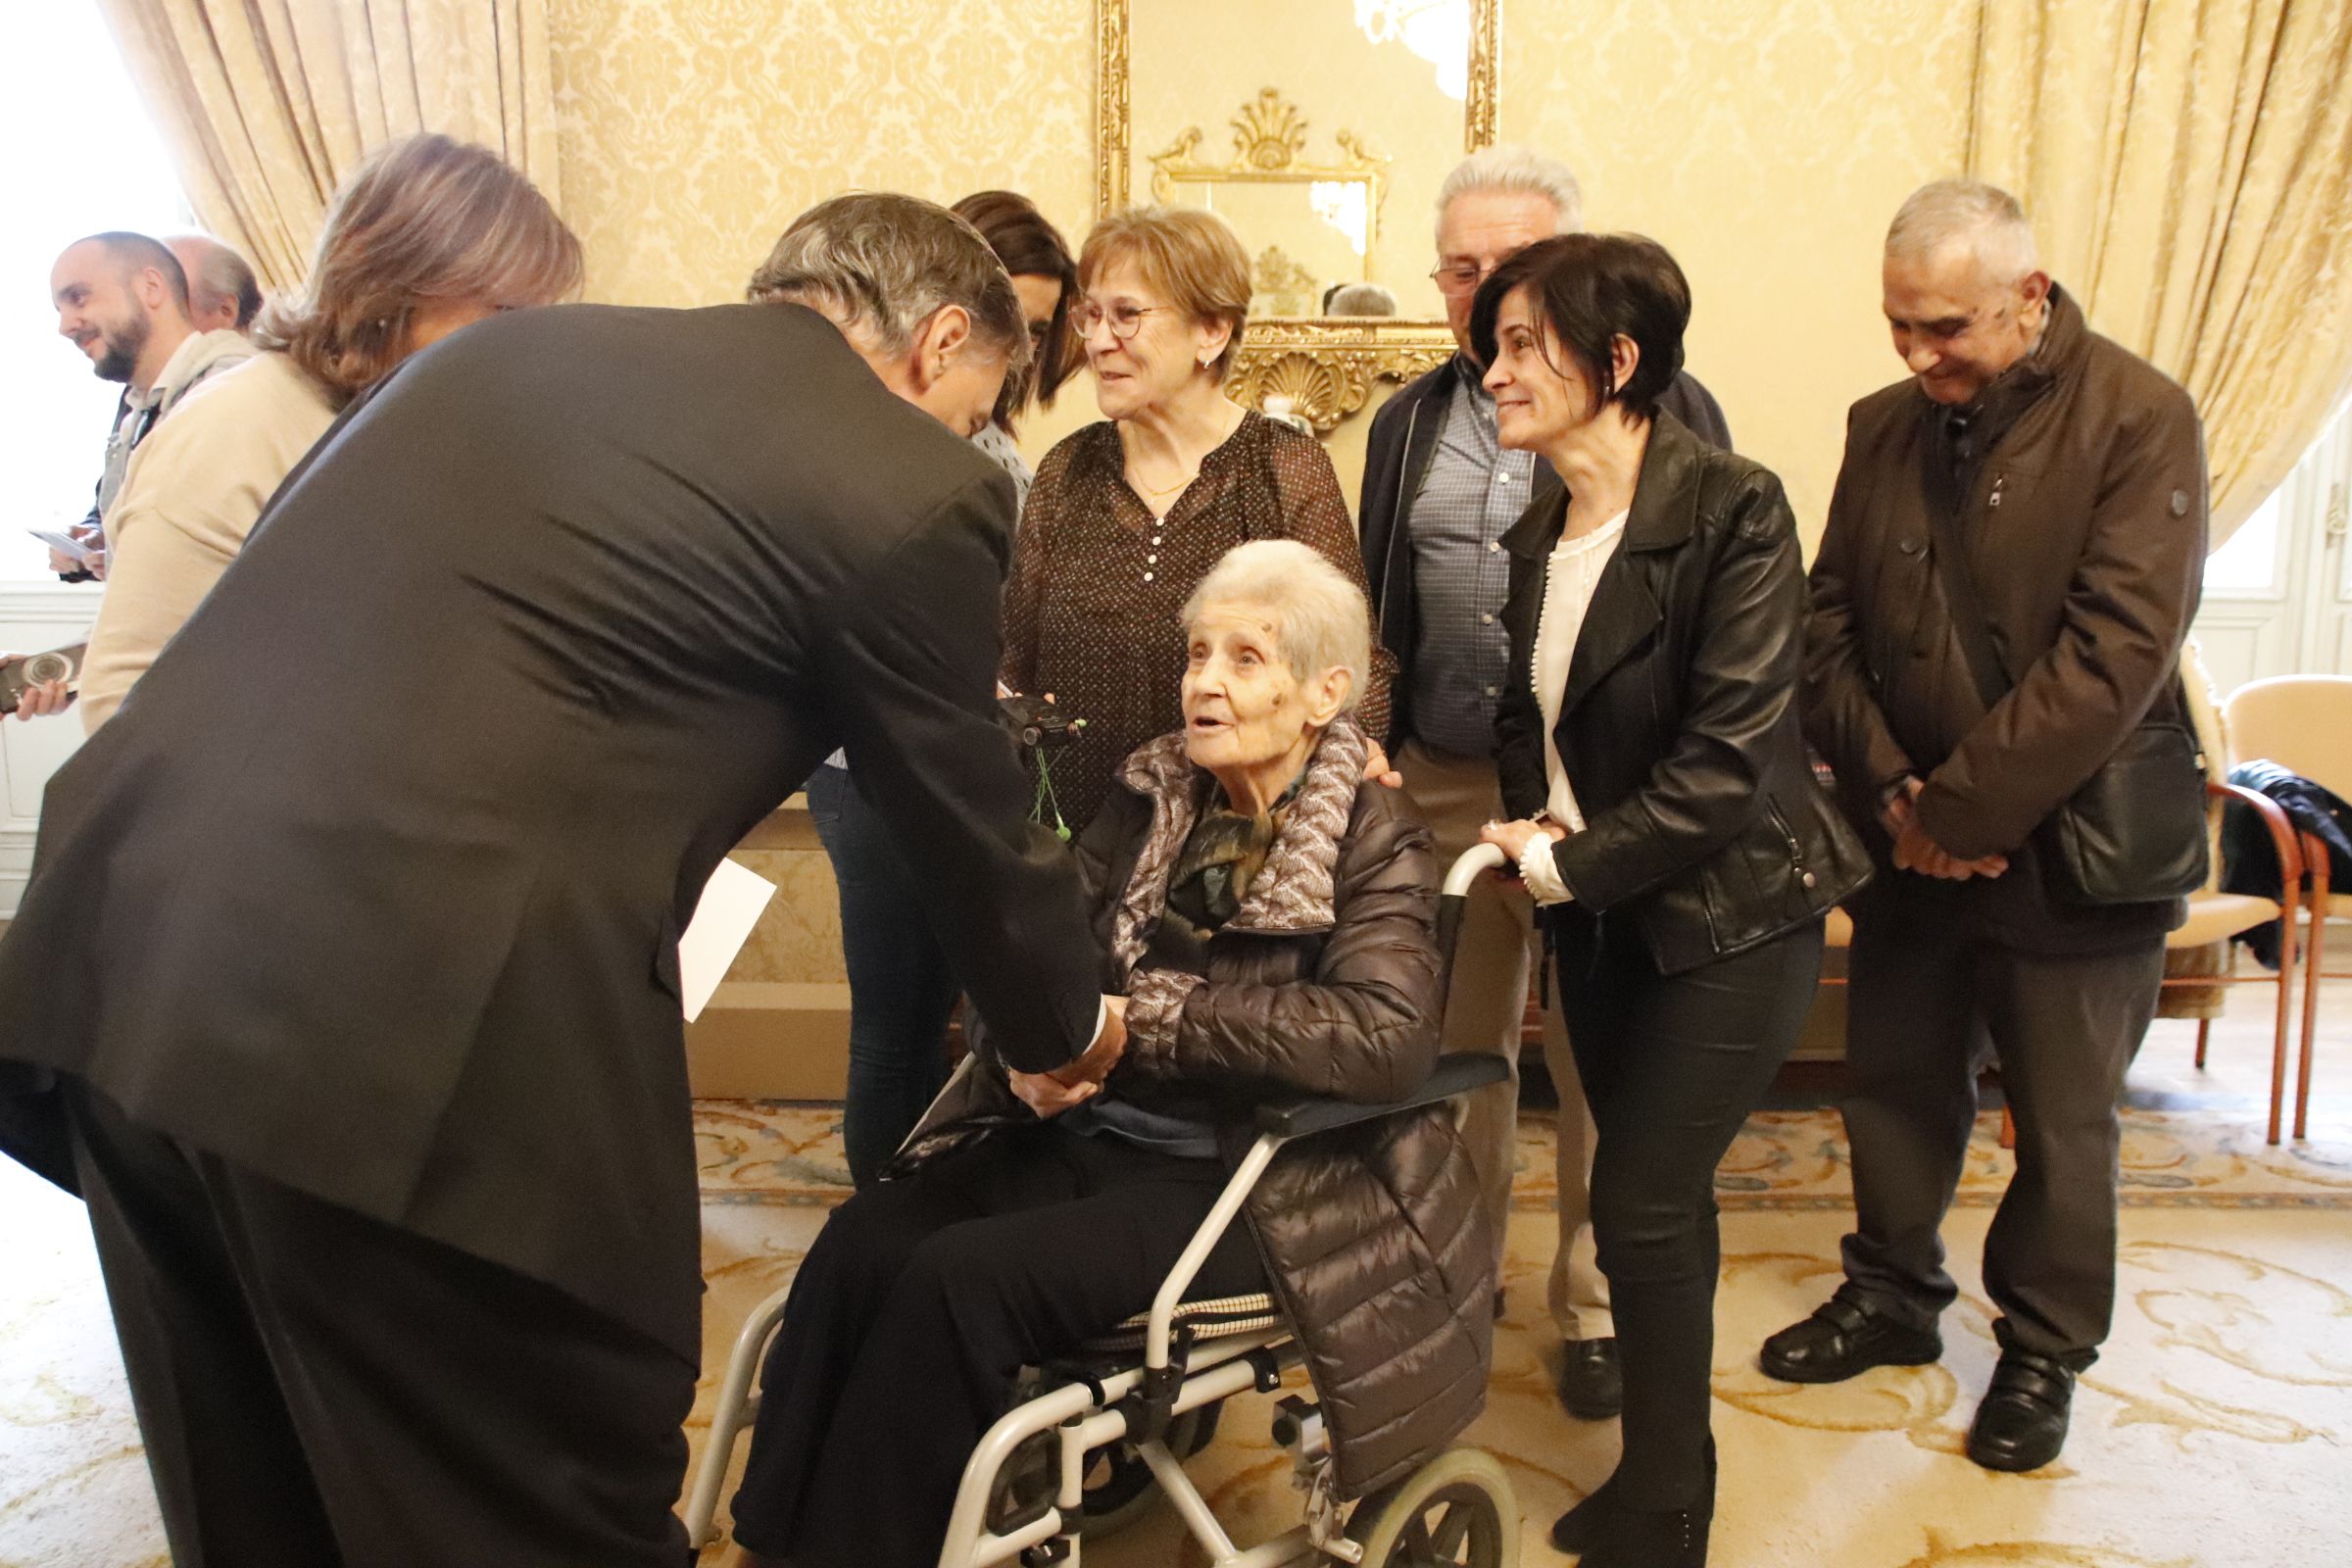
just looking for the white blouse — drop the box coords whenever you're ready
[1520,509,1629,904]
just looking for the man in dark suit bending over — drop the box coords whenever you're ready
[0,193,1122,1568]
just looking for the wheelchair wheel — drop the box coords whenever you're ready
[1078,1399,1223,1537]
[1344,1446,1518,1568]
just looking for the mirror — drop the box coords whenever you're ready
[1099,0,1499,430]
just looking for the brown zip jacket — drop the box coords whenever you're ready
[1805,285,2207,946]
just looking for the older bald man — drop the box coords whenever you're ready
[164,233,263,333]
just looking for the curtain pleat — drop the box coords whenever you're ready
[1970,0,2352,544]
[94,0,563,297]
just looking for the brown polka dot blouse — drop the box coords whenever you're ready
[1001,412,1396,835]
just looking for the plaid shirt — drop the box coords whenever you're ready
[1402,362,1538,758]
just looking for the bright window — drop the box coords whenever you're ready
[0,2,199,581]
[2203,489,2282,594]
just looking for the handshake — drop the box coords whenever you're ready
[1005,995,1128,1117]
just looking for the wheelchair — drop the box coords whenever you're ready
[684,845,1521,1568]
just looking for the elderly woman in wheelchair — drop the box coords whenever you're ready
[712,538,1506,1568]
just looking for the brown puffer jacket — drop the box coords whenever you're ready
[896,717,1494,1497]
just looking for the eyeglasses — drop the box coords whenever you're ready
[1074,300,1175,340]
[1430,260,1503,298]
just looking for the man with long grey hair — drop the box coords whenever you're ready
[0,189,1122,1566]
[1355,144,1730,1423]
[1765,177,2206,1475]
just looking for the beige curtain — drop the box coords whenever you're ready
[95,0,564,296]
[1969,0,2352,544]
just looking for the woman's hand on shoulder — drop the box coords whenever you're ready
[1362,741,1402,790]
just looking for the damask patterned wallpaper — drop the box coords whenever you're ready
[1501,0,1980,534]
[547,0,1980,532]
[547,0,1098,309]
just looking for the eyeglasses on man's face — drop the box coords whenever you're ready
[1430,259,1506,297]
[1074,299,1176,340]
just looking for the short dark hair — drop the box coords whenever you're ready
[952,190,1080,423]
[77,231,190,315]
[1469,232,1689,421]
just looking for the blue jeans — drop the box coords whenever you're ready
[805,764,958,1187]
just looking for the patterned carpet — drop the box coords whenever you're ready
[6,1004,2350,1567]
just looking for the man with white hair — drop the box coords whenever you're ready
[1765,177,2206,1474]
[1357,144,1730,1422]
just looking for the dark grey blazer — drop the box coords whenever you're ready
[0,302,1104,1358]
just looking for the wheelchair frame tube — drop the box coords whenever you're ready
[681,1280,795,1546]
[1147,1132,1281,1370]
[937,1331,1297,1568]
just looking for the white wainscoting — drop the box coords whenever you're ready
[0,583,103,916]
[2191,596,2294,697]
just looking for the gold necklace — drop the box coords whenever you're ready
[1130,467,1198,500]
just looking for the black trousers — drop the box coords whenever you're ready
[1552,912,1824,1513]
[1838,901,2165,1366]
[61,1079,696,1568]
[729,1122,1263,1568]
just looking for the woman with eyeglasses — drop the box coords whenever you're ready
[800,188,1081,1188]
[1001,205,1397,839]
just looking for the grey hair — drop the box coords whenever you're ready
[167,234,262,329]
[1182,540,1370,713]
[1325,281,1398,317]
[1435,145,1584,239]
[1886,178,2040,285]
[749,192,1031,381]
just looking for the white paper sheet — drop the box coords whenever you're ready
[676,858,778,1021]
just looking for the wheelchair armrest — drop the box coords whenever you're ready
[1252,1052,1510,1141]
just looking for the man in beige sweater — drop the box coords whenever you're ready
[48,231,254,573]
[7,234,254,721]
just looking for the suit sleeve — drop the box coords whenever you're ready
[1913,389,2207,858]
[1804,410,1919,829]
[1544,470,1808,910]
[822,469,1102,1072]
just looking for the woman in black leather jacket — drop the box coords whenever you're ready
[1474,233,1869,1567]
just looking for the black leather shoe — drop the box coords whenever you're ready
[1759,1294,1941,1384]
[1966,1349,2075,1472]
[1557,1337,1624,1420]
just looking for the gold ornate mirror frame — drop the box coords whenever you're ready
[1096,0,1501,433]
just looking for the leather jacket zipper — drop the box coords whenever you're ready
[1767,800,1818,891]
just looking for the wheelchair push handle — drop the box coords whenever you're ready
[1442,841,1508,899]
[1436,843,1507,965]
